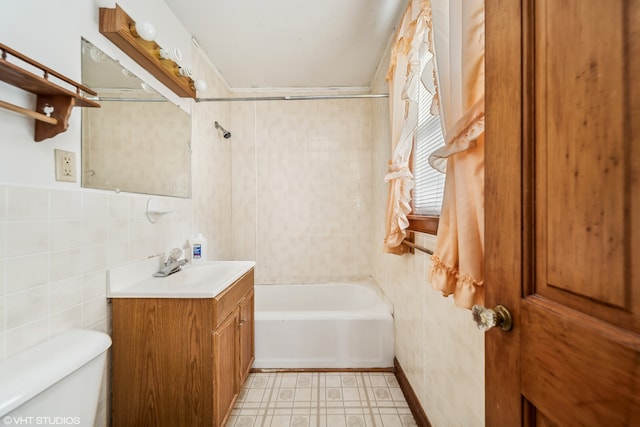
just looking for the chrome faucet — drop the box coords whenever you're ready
[153,248,189,277]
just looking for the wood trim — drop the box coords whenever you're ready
[250,367,394,373]
[0,46,99,106]
[407,215,439,235]
[484,0,524,425]
[393,358,432,427]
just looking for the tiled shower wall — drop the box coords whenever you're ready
[230,99,374,284]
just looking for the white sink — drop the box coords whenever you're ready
[107,257,255,298]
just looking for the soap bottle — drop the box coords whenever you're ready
[192,233,207,264]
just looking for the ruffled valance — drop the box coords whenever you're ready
[383,0,432,254]
[429,97,484,173]
[383,161,414,254]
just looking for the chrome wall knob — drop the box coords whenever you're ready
[471,304,513,332]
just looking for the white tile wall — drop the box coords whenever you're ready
[0,186,205,427]
[0,186,197,360]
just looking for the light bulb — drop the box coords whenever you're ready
[134,20,156,42]
[193,79,207,92]
[158,47,182,62]
[178,66,192,77]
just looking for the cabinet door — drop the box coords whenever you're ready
[238,289,255,386]
[213,309,238,427]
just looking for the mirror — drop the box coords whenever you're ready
[80,38,191,198]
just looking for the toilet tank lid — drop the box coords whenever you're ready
[0,329,112,417]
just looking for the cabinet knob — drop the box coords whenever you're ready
[238,319,246,326]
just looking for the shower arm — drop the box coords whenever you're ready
[214,121,231,139]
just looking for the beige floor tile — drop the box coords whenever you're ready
[227,372,417,427]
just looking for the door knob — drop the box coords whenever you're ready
[471,304,513,332]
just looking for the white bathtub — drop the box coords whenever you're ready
[253,280,395,369]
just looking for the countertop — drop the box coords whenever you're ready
[107,257,255,298]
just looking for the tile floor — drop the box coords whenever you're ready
[226,371,418,427]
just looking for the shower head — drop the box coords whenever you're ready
[214,121,231,139]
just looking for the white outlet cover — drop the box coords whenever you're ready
[54,149,76,183]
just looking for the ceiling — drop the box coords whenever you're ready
[164,0,408,92]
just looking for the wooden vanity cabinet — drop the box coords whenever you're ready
[111,269,254,427]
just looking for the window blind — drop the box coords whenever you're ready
[412,77,446,216]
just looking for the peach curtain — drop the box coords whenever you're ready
[427,0,485,309]
[383,0,432,254]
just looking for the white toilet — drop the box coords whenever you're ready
[0,329,111,427]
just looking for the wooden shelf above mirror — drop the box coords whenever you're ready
[0,43,100,142]
[99,4,196,99]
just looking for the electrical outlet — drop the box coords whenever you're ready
[54,149,76,182]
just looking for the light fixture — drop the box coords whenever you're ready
[193,79,207,92]
[131,20,156,42]
[100,5,196,98]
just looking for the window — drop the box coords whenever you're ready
[408,69,446,235]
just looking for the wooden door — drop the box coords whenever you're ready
[485,1,640,426]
